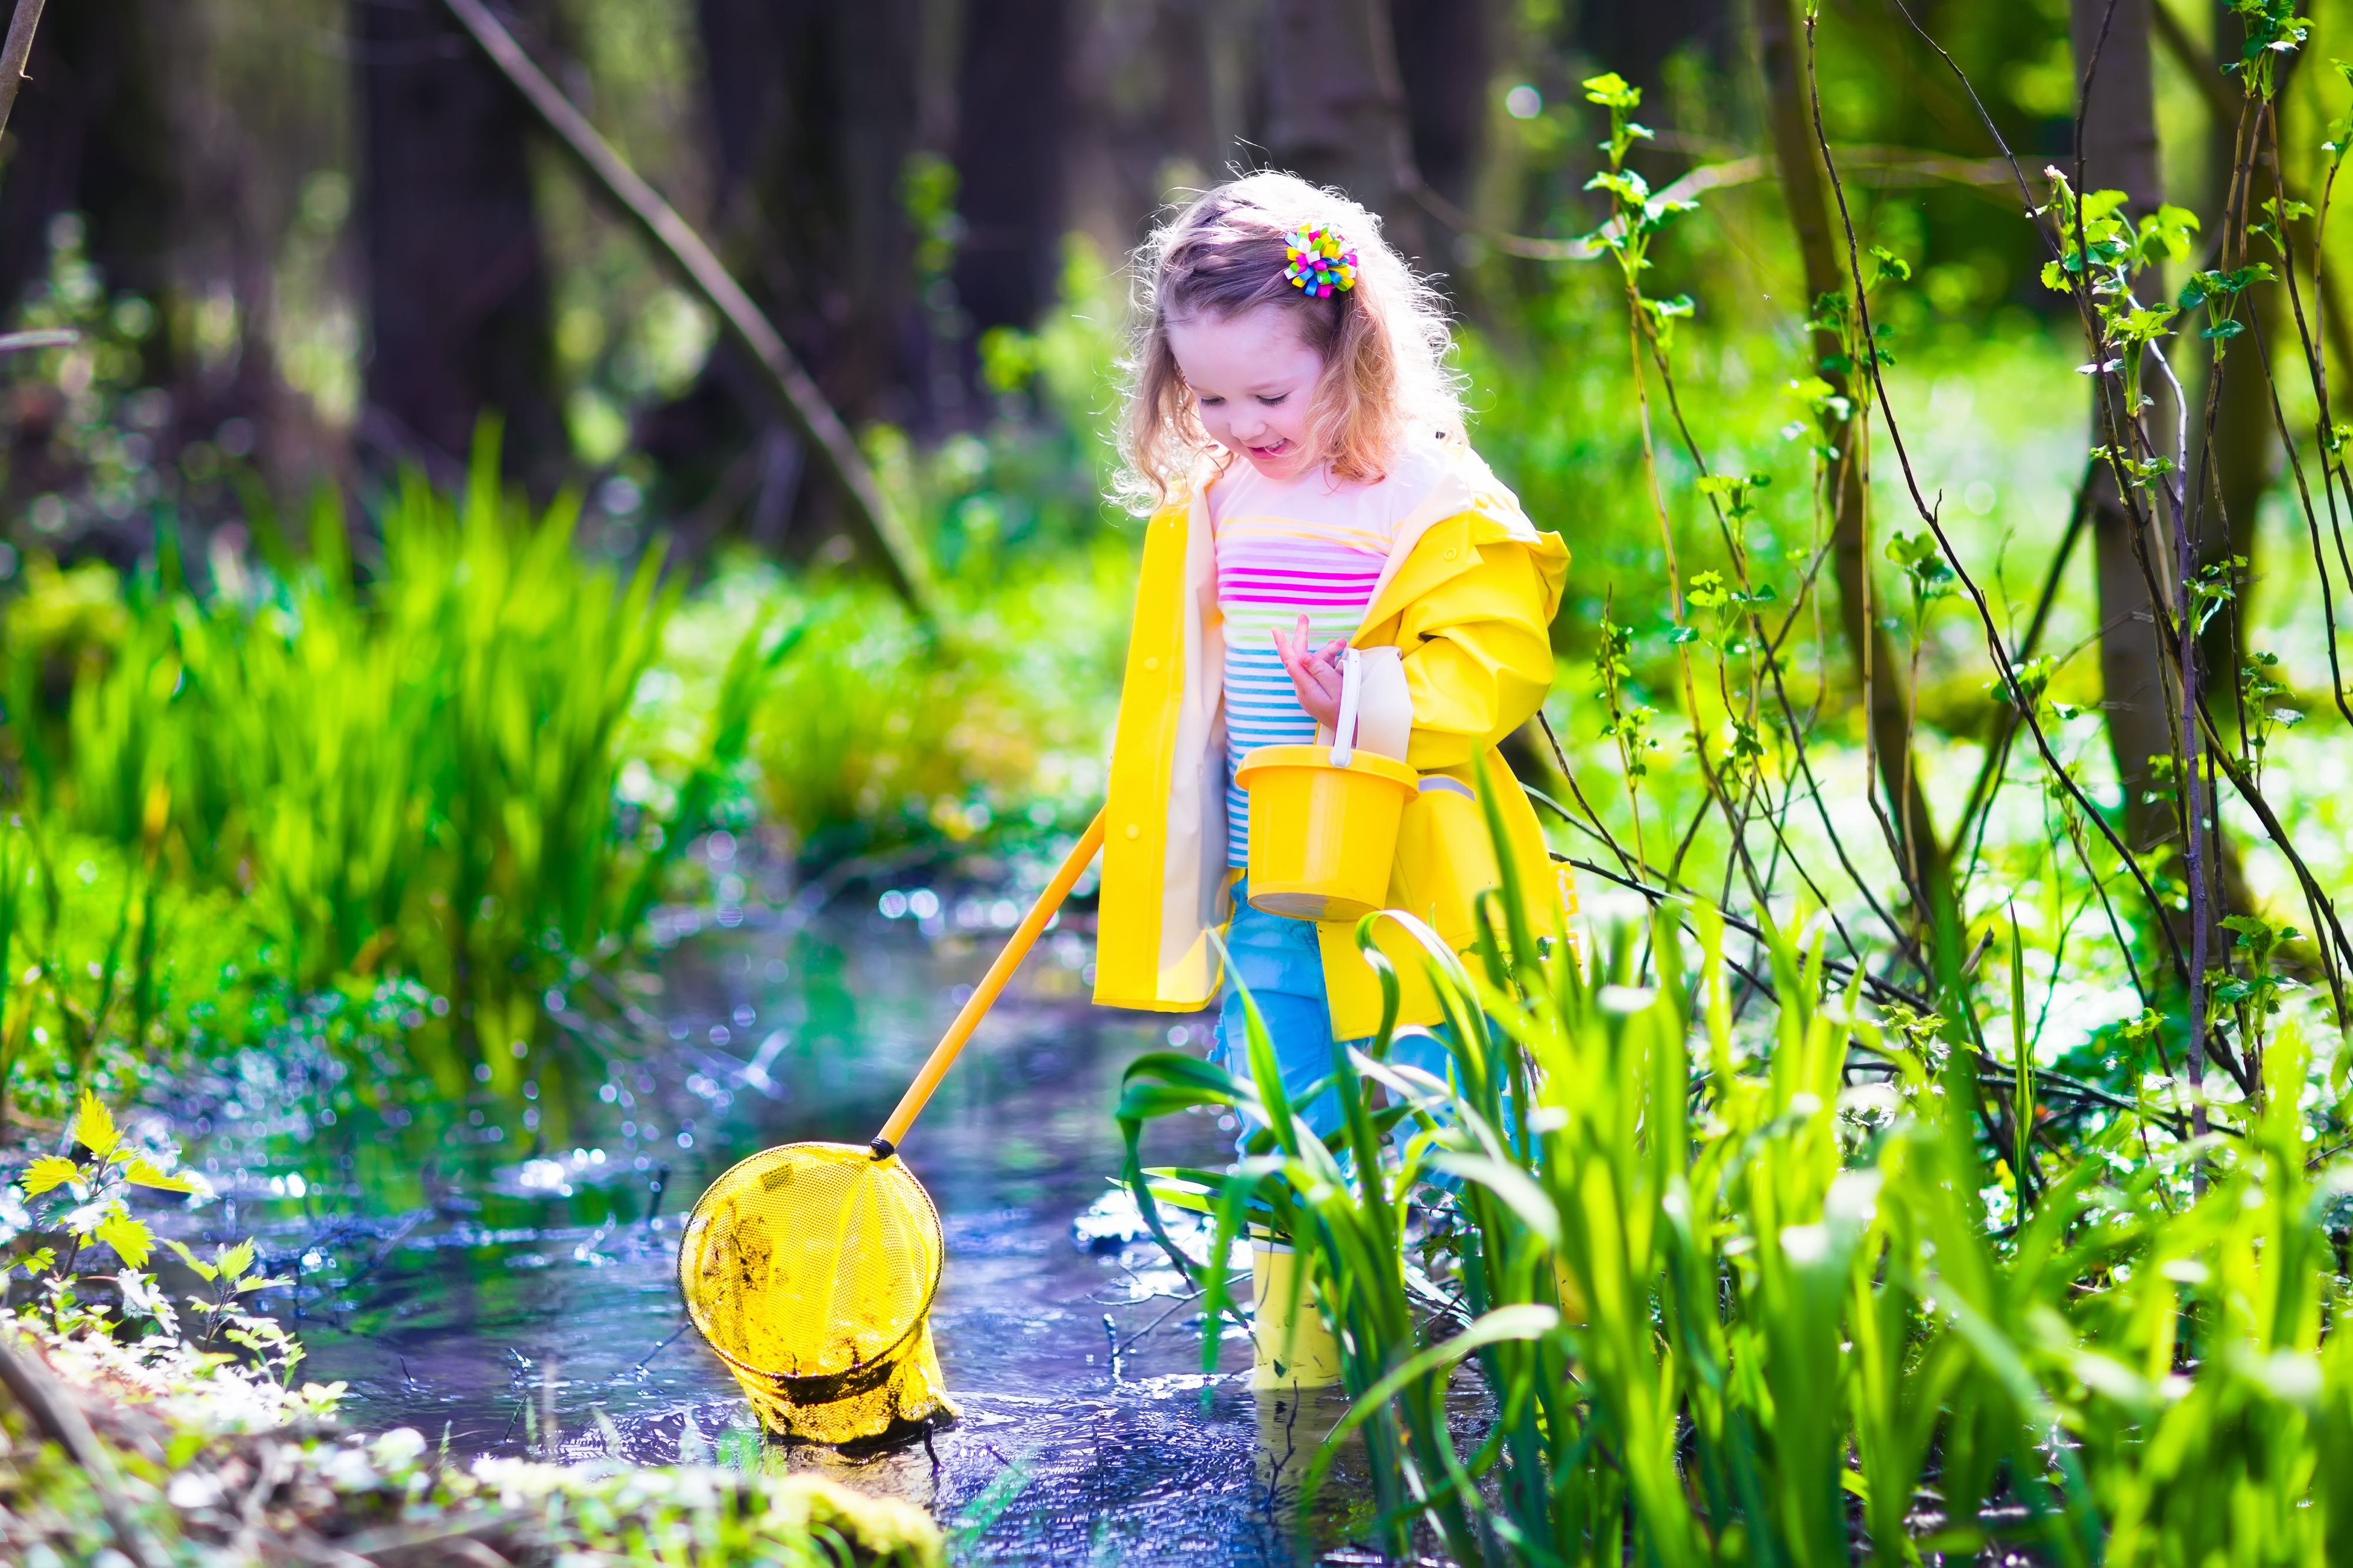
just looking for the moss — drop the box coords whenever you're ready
[0,1319,943,1566]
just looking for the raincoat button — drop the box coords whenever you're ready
[1125,824,1141,840]
[1443,546,1460,560]
[1144,657,1159,671]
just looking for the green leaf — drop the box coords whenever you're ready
[1584,169,1649,205]
[2081,188,2130,223]
[2141,204,2201,263]
[122,1158,196,1195]
[1580,72,1638,109]
[1304,1304,1562,1494]
[95,1211,155,1269]
[218,1239,256,1282]
[1430,1154,1561,1248]
[166,1238,219,1283]
[68,1092,119,1161]
[19,1156,81,1197]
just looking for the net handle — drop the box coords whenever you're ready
[872,808,1107,1156]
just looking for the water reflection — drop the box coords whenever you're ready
[173,910,1415,1564]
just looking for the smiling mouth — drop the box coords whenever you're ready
[1247,439,1291,458]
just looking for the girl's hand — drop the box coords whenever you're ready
[1273,614,1349,729]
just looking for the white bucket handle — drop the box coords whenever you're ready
[1330,646,1363,770]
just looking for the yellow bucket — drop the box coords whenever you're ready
[1234,743,1416,922]
[1236,643,1416,921]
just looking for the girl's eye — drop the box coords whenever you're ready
[1257,394,1287,406]
[1198,394,1224,406]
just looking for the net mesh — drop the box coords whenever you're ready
[679,1142,956,1444]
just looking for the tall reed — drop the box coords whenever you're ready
[1120,767,2350,1563]
[3,436,698,1116]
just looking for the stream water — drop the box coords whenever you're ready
[162,898,1407,1565]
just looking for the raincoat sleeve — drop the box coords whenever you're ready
[1392,530,1566,773]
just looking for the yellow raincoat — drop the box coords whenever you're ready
[1092,435,1575,1039]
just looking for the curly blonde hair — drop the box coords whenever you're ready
[1116,172,1463,511]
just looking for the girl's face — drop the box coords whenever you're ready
[1166,303,1325,482]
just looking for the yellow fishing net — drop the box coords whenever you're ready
[678,1142,957,1445]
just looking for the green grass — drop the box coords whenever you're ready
[1118,771,2352,1563]
[0,411,1139,1132]
[1106,52,2353,1557]
[0,435,693,1128]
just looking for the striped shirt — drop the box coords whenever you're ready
[1212,446,1443,866]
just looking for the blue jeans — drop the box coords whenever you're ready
[1211,879,1457,1157]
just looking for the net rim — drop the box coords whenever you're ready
[677,1141,944,1389]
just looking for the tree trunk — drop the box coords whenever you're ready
[0,0,175,352]
[2072,0,2178,861]
[353,0,566,495]
[0,0,325,559]
[2197,269,2272,706]
[1262,0,1425,263]
[2194,0,2282,713]
[2076,0,2221,1114]
[1754,0,1948,902]
[640,0,928,555]
[953,0,1072,340]
[0,0,181,565]
[702,0,926,430]
[1389,0,1488,218]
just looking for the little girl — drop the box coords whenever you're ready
[1090,171,1571,1150]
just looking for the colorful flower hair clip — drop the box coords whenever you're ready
[1281,223,1359,297]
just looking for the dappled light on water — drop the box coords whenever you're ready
[159,909,1412,1564]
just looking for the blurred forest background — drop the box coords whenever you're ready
[5,0,2353,1111]
[9,7,2353,1555]
[0,0,2218,584]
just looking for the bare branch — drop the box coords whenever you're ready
[0,0,45,144]
[440,0,939,617]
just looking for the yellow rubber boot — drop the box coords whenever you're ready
[1551,1253,1590,1327]
[1250,1239,1342,1389]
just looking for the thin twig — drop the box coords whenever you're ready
[1561,853,1930,1012]
[0,0,46,142]
[1854,5,2198,1000]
